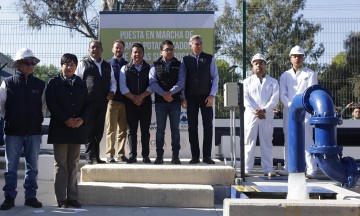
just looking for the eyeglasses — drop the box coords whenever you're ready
[21,61,36,66]
[63,63,77,68]
[162,48,175,52]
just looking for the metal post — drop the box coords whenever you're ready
[239,0,247,180]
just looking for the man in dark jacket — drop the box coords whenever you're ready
[180,35,219,164]
[119,43,152,164]
[75,40,117,164]
[149,40,185,164]
[0,48,45,210]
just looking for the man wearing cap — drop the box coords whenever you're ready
[279,45,318,179]
[75,40,117,164]
[0,48,45,210]
[243,53,279,177]
[180,35,219,164]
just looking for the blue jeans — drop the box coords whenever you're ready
[3,135,41,199]
[155,102,181,157]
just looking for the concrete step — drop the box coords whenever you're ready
[80,160,235,185]
[78,182,214,208]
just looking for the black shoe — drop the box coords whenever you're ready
[143,157,151,164]
[118,155,128,162]
[67,200,81,208]
[127,157,137,164]
[96,158,107,164]
[171,156,181,164]
[86,157,95,164]
[154,156,164,164]
[189,158,200,164]
[0,196,14,210]
[57,200,68,208]
[24,197,42,208]
[107,156,116,163]
[203,157,215,164]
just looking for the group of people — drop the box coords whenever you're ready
[0,34,219,210]
[243,45,319,179]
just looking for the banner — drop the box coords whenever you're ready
[99,11,215,159]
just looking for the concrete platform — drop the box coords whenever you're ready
[80,160,235,185]
[223,171,360,216]
[223,199,360,216]
[78,182,214,208]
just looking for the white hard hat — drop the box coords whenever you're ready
[289,45,305,56]
[12,48,40,67]
[251,53,266,64]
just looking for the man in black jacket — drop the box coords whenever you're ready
[0,48,45,210]
[119,43,152,164]
[75,40,117,164]
[180,35,219,164]
[149,40,185,164]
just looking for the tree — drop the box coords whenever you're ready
[320,32,360,108]
[17,0,217,40]
[215,59,241,118]
[215,0,324,80]
[34,64,59,84]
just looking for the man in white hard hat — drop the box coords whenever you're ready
[279,45,318,179]
[243,53,279,177]
[0,48,45,210]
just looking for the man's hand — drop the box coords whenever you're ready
[74,118,84,128]
[163,92,173,102]
[65,118,76,128]
[133,95,144,106]
[181,99,187,109]
[256,109,266,119]
[107,91,115,101]
[205,95,214,107]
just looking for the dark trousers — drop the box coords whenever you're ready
[85,101,107,159]
[125,101,152,158]
[186,95,213,159]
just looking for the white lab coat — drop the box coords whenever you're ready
[279,67,318,175]
[243,74,279,173]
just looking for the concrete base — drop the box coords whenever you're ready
[81,162,235,185]
[78,182,214,208]
[223,199,360,216]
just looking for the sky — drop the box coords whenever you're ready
[1,0,360,66]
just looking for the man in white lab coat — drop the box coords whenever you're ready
[243,53,279,177]
[279,45,318,179]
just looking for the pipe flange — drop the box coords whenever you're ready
[310,145,343,155]
[309,116,342,125]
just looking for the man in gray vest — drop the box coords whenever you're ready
[180,35,219,164]
[75,40,117,164]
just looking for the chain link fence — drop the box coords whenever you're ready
[1,18,359,118]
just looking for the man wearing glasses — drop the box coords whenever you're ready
[0,48,45,210]
[149,40,185,164]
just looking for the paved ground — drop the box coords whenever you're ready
[0,166,223,216]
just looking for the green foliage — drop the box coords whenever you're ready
[215,0,324,80]
[320,32,360,107]
[33,64,59,84]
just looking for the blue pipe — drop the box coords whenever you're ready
[288,85,360,188]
